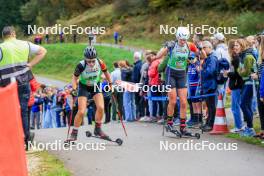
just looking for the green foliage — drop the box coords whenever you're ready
[225,0,264,11]
[113,0,149,16]
[20,0,107,26]
[0,0,28,34]
[148,0,264,11]
[235,11,264,35]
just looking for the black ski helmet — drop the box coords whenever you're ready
[84,46,97,59]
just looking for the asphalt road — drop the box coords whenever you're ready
[34,76,264,176]
[34,122,264,176]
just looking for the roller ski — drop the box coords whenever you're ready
[180,128,200,139]
[64,128,78,146]
[165,122,182,138]
[85,126,123,146]
[164,119,200,139]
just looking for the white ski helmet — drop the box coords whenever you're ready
[176,27,190,40]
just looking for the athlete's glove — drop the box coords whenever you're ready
[164,41,175,49]
[71,89,78,97]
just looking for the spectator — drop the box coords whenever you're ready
[200,41,218,132]
[236,38,257,137]
[111,62,123,121]
[55,89,64,127]
[259,66,264,139]
[114,31,119,44]
[246,36,259,115]
[132,51,144,120]
[192,33,204,51]
[246,36,258,60]
[212,33,230,62]
[63,85,73,126]
[30,92,43,130]
[120,60,136,121]
[148,53,163,122]
[139,51,152,122]
[45,34,49,44]
[212,33,230,104]
[0,26,46,148]
[225,39,244,133]
[42,87,57,128]
[186,52,202,127]
[73,33,77,43]
[60,32,64,43]
[256,35,264,138]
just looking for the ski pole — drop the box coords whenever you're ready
[111,92,128,136]
[65,96,77,140]
[94,55,128,136]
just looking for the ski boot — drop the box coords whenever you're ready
[94,123,111,141]
[165,120,182,137]
[64,128,78,146]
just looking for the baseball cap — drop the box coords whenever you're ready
[213,33,225,41]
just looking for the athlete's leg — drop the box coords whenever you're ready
[68,96,87,141]
[73,96,88,127]
[93,93,105,123]
[167,88,177,126]
[177,88,188,131]
[178,88,187,118]
[93,93,109,138]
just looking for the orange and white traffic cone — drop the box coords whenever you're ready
[210,93,229,134]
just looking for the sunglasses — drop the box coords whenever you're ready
[86,60,96,64]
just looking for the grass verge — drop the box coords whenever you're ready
[28,151,71,176]
[32,43,134,82]
[225,119,264,147]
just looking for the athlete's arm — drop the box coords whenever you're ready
[72,63,85,90]
[72,75,78,90]
[27,42,47,68]
[98,59,112,84]
[153,47,168,60]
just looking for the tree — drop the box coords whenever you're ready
[0,0,29,33]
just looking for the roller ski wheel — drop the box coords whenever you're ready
[115,138,123,146]
[165,124,182,138]
[195,133,201,139]
[86,131,92,137]
[180,129,201,139]
[86,130,123,146]
[63,139,76,147]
